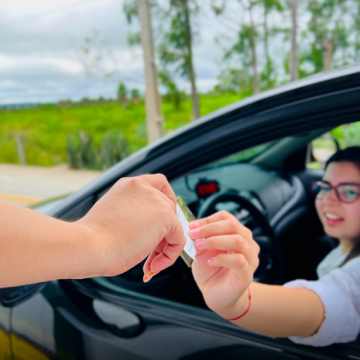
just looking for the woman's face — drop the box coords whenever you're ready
[315,162,360,241]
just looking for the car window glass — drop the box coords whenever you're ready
[307,122,360,169]
[198,141,274,170]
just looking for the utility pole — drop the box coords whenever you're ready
[290,0,298,81]
[138,0,164,144]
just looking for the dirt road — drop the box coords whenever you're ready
[0,164,102,206]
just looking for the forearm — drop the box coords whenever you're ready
[0,201,101,287]
[220,282,325,338]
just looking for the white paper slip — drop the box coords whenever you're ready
[176,203,197,261]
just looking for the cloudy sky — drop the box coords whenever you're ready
[0,0,227,105]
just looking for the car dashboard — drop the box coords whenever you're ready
[171,162,304,230]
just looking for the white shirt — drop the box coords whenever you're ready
[284,246,360,347]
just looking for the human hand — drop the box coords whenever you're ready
[76,174,186,281]
[190,211,260,319]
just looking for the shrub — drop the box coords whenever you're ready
[66,130,129,170]
[100,130,130,170]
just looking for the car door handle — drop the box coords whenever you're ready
[93,299,144,338]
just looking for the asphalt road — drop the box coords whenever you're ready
[0,164,102,206]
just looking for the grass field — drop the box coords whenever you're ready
[2,92,359,168]
[0,93,242,167]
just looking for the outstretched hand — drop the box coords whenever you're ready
[189,211,260,319]
[77,174,186,281]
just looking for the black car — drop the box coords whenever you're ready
[1,65,360,360]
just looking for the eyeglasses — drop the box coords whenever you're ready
[312,181,360,203]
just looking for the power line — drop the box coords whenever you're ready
[0,0,106,31]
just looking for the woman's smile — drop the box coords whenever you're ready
[323,211,344,226]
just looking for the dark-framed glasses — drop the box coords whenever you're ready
[312,180,360,203]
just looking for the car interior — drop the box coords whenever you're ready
[107,121,357,310]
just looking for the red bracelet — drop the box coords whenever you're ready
[226,287,251,321]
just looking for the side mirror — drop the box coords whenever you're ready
[0,283,47,307]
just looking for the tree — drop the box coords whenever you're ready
[214,67,253,96]
[117,82,128,105]
[354,0,360,62]
[158,0,201,119]
[158,70,183,109]
[247,0,260,94]
[306,0,349,72]
[290,0,298,81]
[130,88,141,102]
[261,0,283,87]
[124,0,164,143]
[213,0,261,95]
[73,29,120,81]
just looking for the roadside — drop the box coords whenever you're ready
[0,164,102,206]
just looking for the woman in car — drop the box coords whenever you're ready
[189,147,360,347]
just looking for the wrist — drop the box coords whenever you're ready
[216,288,251,321]
[69,222,108,279]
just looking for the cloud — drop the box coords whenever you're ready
[0,0,223,105]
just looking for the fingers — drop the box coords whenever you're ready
[143,213,186,281]
[208,253,248,269]
[207,254,253,285]
[118,175,184,281]
[189,210,232,229]
[189,217,252,243]
[195,235,259,269]
[189,211,259,254]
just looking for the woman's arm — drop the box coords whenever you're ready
[0,174,185,287]
[190,211,325,338]
[228,283,324,337]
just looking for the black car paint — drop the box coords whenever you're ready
[1,66,360,360]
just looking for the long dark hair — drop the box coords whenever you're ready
[325,147,360,266]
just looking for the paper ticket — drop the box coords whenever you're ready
[176,196,197,267]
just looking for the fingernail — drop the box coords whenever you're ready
[194,239,205,249]
[143,271,155,283]
[207,257,215,265]
[189,221,200,229]
[189,229,200,237]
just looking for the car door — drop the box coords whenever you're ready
[6,275,303,360]
[0,306,11,360]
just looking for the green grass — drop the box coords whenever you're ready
[0,93,243,166]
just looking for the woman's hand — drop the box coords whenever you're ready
[190,211,260,319]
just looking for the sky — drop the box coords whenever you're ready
[0,0,224,105]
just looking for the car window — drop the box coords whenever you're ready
[307,122,360,169]
[198,141,275,170]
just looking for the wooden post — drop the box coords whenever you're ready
[15,134,27,165]
[138,0,164,144]
[290,0,298,81]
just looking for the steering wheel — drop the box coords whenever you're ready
[197,190,283,284]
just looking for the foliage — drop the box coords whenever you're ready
[0,93,243,167]
[66,132,98,169]
[157,1,199,78]
[331,122,360,148]
[156,0,201,119]
[117,82,128,106]
[158,70,184,109]
[100,130,130,169]
[66,130,130,170]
